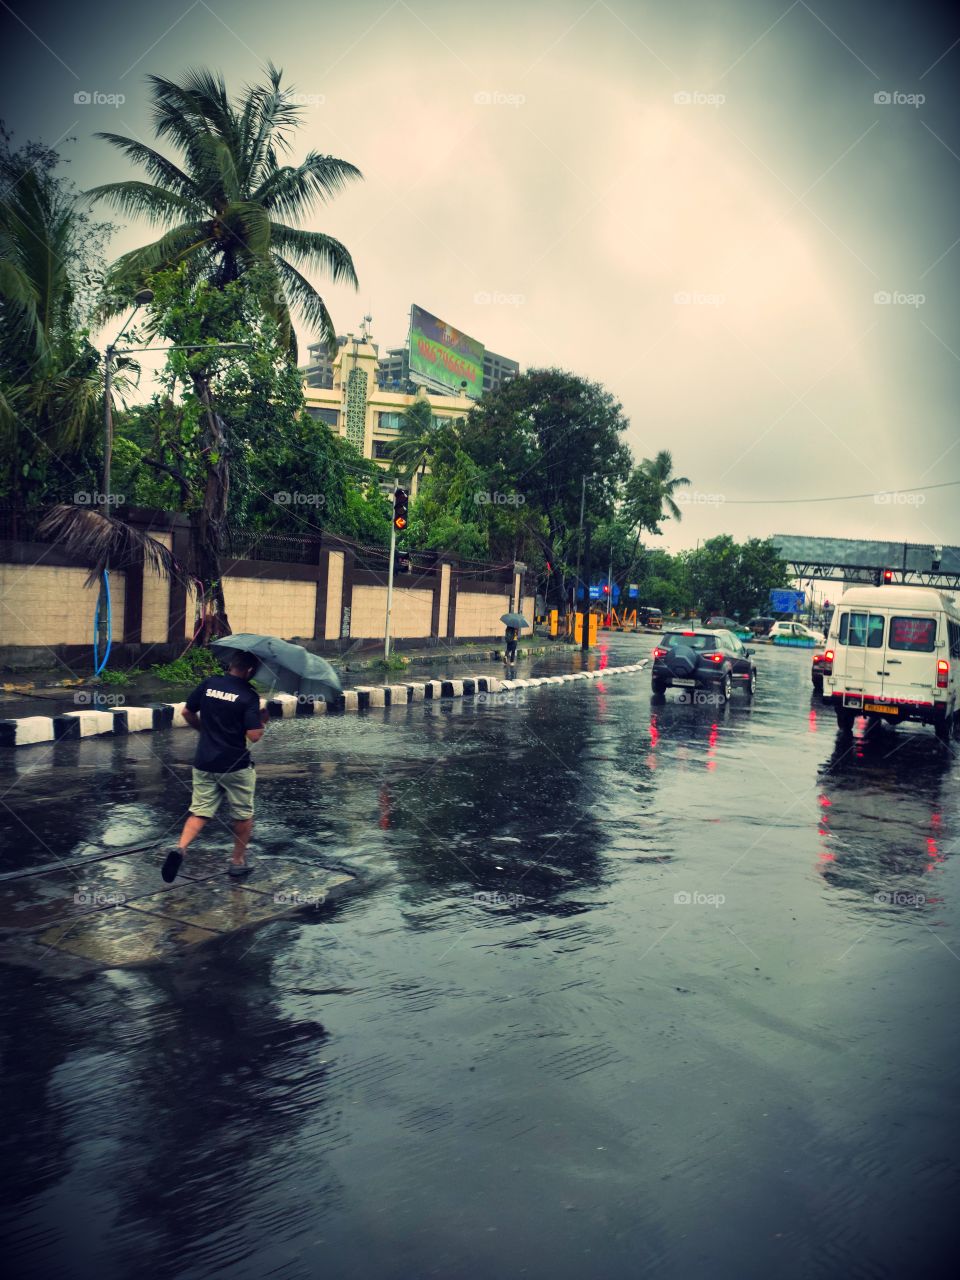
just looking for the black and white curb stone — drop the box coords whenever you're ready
[0,662,648,749]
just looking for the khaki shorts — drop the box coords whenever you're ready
[190,766,256,821]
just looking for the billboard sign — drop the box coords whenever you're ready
[408,304,485,398]
[770,588,805,614]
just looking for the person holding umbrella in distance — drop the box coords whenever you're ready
[501,611,528,667]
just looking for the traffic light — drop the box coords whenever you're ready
[872,568,893,586]
[883,569,893,584]
[393,487,408,531]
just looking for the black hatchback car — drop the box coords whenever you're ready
[651,628,757,700]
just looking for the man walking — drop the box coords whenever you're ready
[161,652,268,883]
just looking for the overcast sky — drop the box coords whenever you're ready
[3,0,959,552]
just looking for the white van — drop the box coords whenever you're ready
[821,585,960,739]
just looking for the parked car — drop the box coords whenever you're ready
[651,628,757,700]
[768,620,826,645]
[821,585,960,740]
[748,616,777,636]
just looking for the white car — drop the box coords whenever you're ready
[768,620,826,645]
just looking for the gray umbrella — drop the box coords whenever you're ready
[211,633,342,703]
[500,612,529,628]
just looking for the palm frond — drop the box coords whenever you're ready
[252,153,362,216]
[90,134,199,200]
[84,180,200,225]
[271,254,336,348]
[270,223,358,287]
[38,504,186,587]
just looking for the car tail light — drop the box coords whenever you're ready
[682,630,695,636]
[822,649,833,673]
[937,659,949,689]
[824,650,834,662]
[653,647,668,659]
[704,652,724,664]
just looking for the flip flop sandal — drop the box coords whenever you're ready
[161,850,184,883]
[227,862,253,878]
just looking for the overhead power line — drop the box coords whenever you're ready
[720,479,960,505]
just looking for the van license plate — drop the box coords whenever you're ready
[673,679,696,687]
[864,702,897,715]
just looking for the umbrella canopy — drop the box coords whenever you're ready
[501,612,530,629]
[211,634,342,703]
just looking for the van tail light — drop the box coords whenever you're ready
[653,647,668,659]
[823,649,834,673]
[704,652,724,664]
[937,659,949,689]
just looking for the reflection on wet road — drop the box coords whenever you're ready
[2,638,958,1278]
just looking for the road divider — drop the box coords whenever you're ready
[0,661,648,750]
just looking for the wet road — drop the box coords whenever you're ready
[2,637,958,1279]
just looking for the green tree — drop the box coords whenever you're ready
[686,535,788,620]
[429,369,633,598]
[89,65,361,355]
[391,398,442,483]
[0,132,111,518]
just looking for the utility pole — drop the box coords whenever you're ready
[581,524,592,651]
[606,546,614,626]
[385,492,397,660]
[570,473,587,641]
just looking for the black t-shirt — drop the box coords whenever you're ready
[185,674,262,773]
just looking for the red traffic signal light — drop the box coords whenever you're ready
[393,487,408,531]
[883,569,893,583]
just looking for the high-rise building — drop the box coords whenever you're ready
[301,314,520,492]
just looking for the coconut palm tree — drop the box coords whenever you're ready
[82,65,363,637]
[88,63,361,356]
[639,449,690,523]
[0,147,103,523]
[391,399,440,484]
[619,450,690,593]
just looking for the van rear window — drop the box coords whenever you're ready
[889,617,936,652]
[838,613,884,648]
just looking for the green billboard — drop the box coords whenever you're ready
[408,304,485,398]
